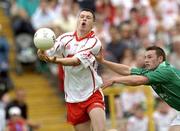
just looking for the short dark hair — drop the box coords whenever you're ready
[80,8,96,21]
[146,46,166,61]
[130,7,138,13]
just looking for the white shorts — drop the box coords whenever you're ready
[171,111,180,126]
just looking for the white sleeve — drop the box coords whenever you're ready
[74,51,95,68]
[45,36,64,57]
[74,38,102,68]
[89,38,102,55]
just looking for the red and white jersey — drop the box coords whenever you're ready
[46,31,103,103]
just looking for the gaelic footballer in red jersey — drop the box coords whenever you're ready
[37,9,106,131]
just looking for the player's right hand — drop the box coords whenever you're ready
[37,49,49,62]
[37,49,57,63]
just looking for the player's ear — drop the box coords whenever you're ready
[158,56,164,63]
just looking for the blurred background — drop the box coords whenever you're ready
[0,0,180,131]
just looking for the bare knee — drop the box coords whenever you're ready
[89,108,106,131]
[91,122,106,131]
[74,121,91,131]
[95,124,106,131]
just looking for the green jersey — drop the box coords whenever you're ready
[131,61,180,111]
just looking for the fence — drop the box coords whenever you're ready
[103,85,155,131]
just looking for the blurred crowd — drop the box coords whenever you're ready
[1,0,180,131]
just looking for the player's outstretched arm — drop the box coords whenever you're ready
[102,60,131,76]
[102,75,149,89]
[95,49,131,76]
[37,49,80,66]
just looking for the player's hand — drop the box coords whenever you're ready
[37,49,48,61]
[95,47,105,63]
[37,49,49,62]
[37,49,57,63]
[101,79,114,90]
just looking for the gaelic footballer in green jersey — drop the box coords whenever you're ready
[131,61,180,111]
[96,46,180,131]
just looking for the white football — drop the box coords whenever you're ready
[33,28,56,50]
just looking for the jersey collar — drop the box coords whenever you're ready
[74,31,95,41]
[159,61,169,67]
[148,61,170,71]
[152,61,171,71]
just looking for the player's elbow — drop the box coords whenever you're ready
[122,69,131,76]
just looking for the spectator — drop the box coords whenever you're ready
[113,5,125,27]
[154,98,177,131]
[137,25,154,45]
[94,13,111,47]
[169,35,180,69]
[156,0,179,30]
[10,0,35,35]
[70,0,81,17]
[6,106,28,131]
[31,0,56,30]
[119,23,139,52]
[48,0,60,15]
[0,25,9,72]
[155,23,170,46]
[6,89,40,131]
[6,89,27,120]
[135,49,145,68]
[0,91,6,131]
[120,88,146,118]
[16,0,40,18]
[121,48,136,67]
[53,4,76,32]
[0,25,14,91]
[126,104,148,131]
[106,25,127,62]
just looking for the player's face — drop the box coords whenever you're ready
[145,50,162,70]
[77,11,94,33]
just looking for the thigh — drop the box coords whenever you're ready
[74,121,91,131]
[169,125,180,131]
[89,107,106,131]
[66,103,90,125]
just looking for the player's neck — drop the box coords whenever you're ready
[77,29,91,39]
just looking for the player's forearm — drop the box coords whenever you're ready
[53,57,80,66]
[38,50,80,66]
[113,75,148,86]
[102,60,131,75]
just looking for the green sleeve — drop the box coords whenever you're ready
[131,68,148,75]
[144,68,172,84]
[17,0,25,8]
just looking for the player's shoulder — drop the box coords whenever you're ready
[88,35,102,46]
[57,32,74,42]
[155,62,173,73]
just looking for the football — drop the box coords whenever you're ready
[33,28,56,50]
